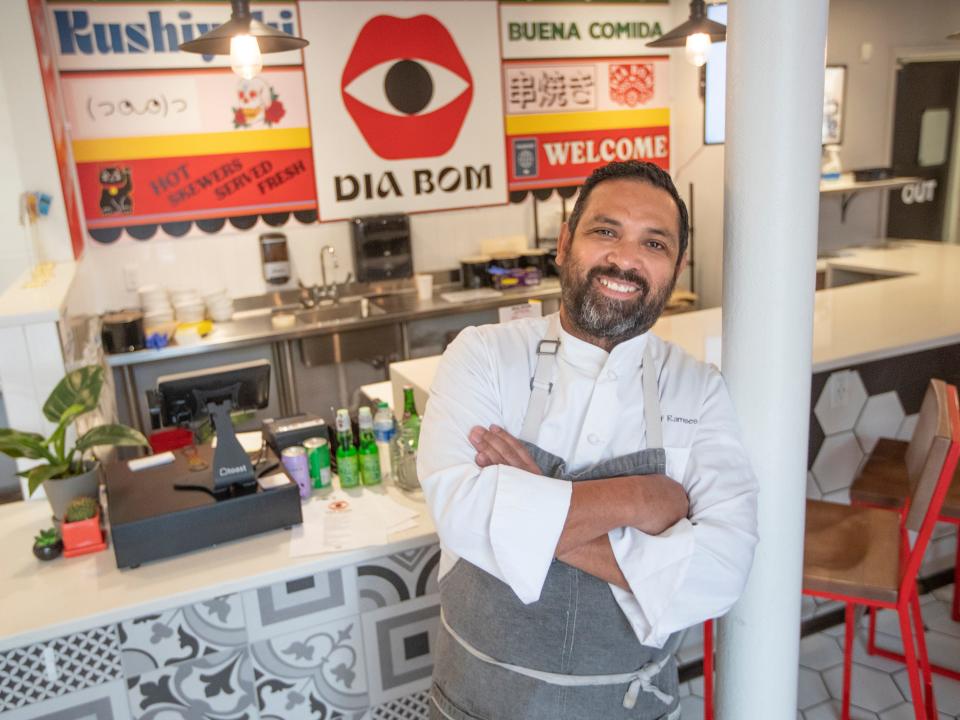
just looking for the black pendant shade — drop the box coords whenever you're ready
[647,0,726,49]
[179,0,308,55]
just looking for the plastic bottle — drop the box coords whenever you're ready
[335,408,361,489]
[373,402,396,482]
[401,385,422,450]
[358,406,382,486]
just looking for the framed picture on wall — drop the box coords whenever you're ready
[822,65,847,145]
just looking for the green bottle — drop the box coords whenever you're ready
[401,385,421,450]
[335,408,361,489]
[358,406,382,486]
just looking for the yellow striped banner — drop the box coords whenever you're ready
[72,128,312,163]
[505,108,669,136]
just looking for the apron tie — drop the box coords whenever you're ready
[622,655,674,709]
[441,610,675,711]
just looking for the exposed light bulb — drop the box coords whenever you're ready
[685,32,712,67]
[230,34,262,79]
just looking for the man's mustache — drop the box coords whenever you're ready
[586,265,650,297]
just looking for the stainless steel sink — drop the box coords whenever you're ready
[293,299,385,325]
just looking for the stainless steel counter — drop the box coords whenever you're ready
[106,279,562,368]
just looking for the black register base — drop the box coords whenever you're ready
[105,444,302,568]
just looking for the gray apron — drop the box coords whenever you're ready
[431,317,682,720]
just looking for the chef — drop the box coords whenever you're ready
[418,160,759,720]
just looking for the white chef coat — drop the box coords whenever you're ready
[417,313,759,649]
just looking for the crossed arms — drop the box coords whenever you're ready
[469,424,689,590]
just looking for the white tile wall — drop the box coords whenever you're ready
[68,198,549,315]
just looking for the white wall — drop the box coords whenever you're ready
[66,199,546,314]
[0,65,29,295]
[818,0,960,252]
[0,0,75,296]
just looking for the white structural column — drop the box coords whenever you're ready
[716,0,829,717]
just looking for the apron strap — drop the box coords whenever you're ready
[520,315,664,450]
[642,343,663,449]
[519,313,562,444]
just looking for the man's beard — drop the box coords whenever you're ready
[560,261,675,345]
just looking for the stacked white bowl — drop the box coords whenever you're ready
[169,287,205,324]
[139,285,174,327]
[203,288,234,322]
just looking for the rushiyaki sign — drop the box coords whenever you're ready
[44,1,316,242]
[300,1,507,220]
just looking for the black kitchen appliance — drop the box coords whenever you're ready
[351,213,413,282]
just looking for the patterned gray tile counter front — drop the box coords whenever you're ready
[0,541,441,719]
[0,484,439,719]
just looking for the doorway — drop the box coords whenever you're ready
[886,60,960,241]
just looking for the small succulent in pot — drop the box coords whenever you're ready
[64,496,99,523]
[33,527,63,561]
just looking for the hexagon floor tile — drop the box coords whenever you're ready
[676,586,960,720]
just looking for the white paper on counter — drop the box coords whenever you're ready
[288,488,419,557]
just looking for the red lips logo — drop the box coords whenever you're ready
[341,15,474,160]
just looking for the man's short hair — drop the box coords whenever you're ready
[565,161,689,265]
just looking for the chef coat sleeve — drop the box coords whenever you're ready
[607,366,759,648]
[417,325,572,604]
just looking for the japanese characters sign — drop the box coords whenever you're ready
[504,57,670,191]
[300,0,507,220]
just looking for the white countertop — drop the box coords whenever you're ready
[393,241,960,381]
[0,261,76,328]
[0,482,436,652]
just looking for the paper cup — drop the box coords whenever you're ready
[415,274,433,300]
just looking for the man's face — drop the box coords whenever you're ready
[556,178,685,347]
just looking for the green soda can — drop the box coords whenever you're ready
[304,436,332,489]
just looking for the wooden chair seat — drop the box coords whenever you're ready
[851,438,960,520]
[849,438,910,510]
[803,499,901,604]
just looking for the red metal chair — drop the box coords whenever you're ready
[849,407,960,679]
[702,380,959,720]
[803,379,960,720]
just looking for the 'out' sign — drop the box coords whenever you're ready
[901,179,937,204]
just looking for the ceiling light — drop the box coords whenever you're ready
[647,0,726,67]
[179,0,308,79]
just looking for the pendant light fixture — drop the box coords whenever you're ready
[949,31,960,40]
[646,0,726,68]
[179,0,308,79]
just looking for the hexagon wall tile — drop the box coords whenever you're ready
[812,431,865,495]
[855,391,905,454]
[897,414,919,441]
[815,370,868,435]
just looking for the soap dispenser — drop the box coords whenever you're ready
[259,233,291,285]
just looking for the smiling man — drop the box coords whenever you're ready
[418,161,759,720]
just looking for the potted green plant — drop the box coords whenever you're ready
[0,364,148,521]
[32,528,63,561]
[61,496,106,557]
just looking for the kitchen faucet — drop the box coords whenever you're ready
[300,246,352,307]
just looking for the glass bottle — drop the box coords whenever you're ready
[335,408,361,489]
[401,385,421,450]
[358,406,382,486]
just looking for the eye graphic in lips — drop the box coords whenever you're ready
[341,15,473,160]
